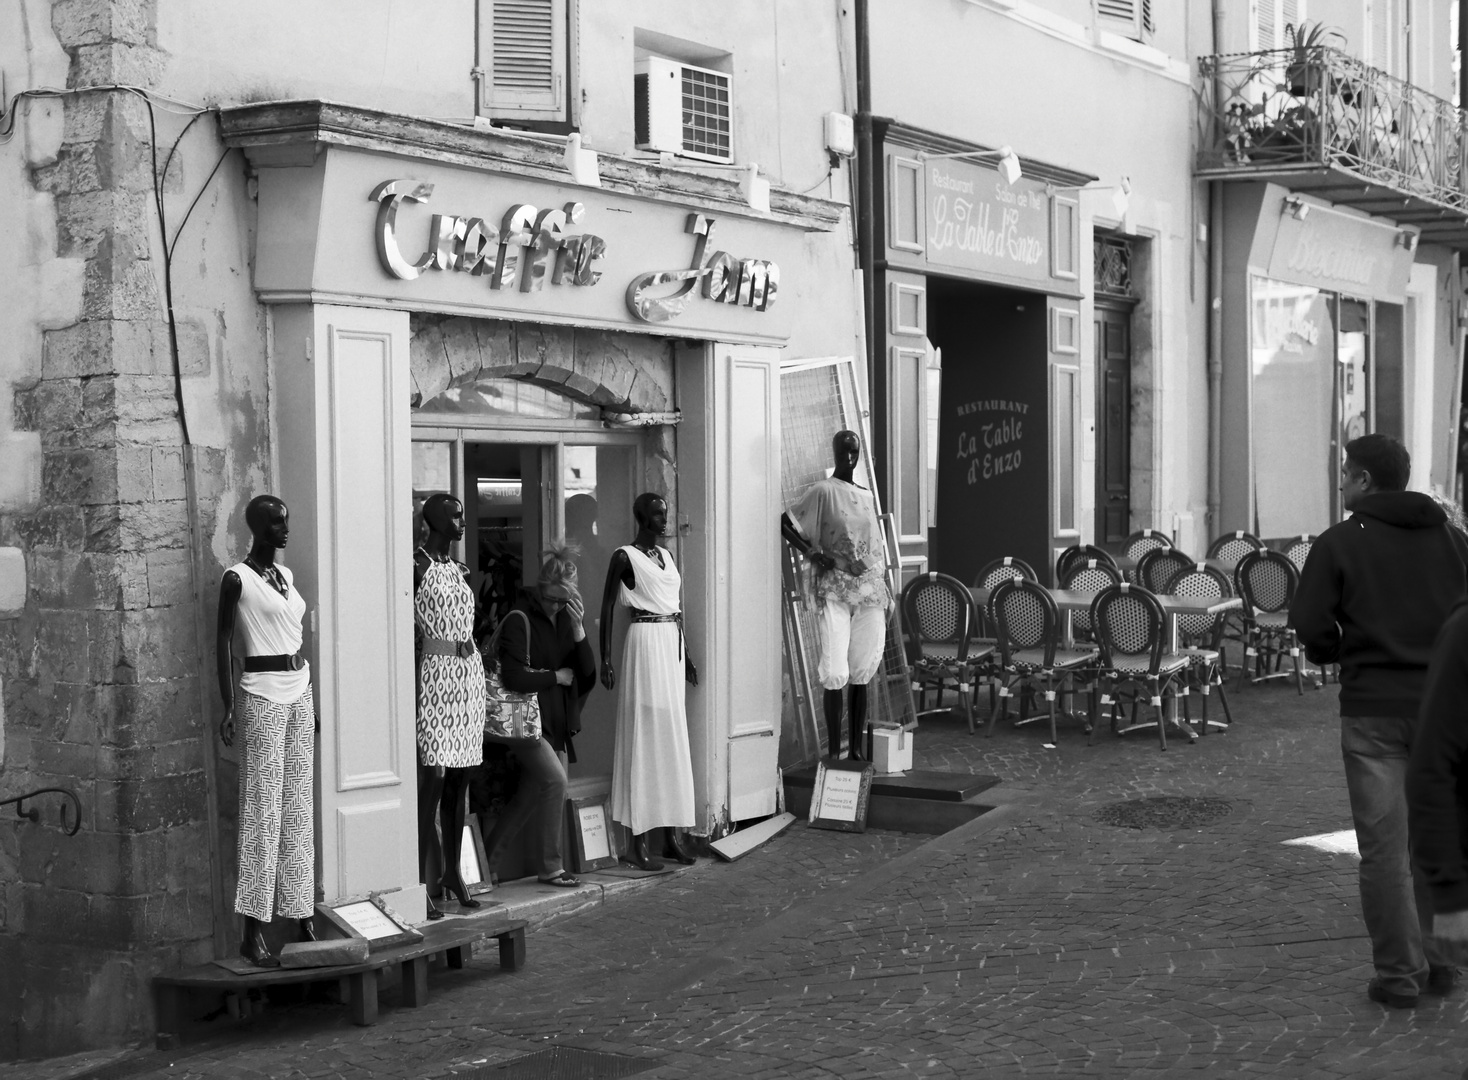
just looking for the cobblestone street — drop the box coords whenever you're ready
[17,681,1468,1079]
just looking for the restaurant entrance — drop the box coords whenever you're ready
[926,277,1050,586]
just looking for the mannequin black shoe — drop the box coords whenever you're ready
[664,829,697,865]
[298,916,317,941]
[440,870,481,909]
[240,919,280,969]
[627,831,665,871]
[425,895,444,921]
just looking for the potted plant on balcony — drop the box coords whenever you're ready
[1285,20,1345,97]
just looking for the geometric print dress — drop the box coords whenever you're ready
[415,556,486,768]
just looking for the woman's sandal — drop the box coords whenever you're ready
[537,872,581,888]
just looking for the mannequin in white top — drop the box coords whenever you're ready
[218,496,316,968]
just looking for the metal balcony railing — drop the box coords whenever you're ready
[1197,47,1468,215]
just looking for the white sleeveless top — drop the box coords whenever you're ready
[617,545,682,615]
[229,561,311,704]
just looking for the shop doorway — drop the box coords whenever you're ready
[1094,305,1132,549]
[926,279,1050,586]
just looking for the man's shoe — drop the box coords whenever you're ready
[1427,965,1458,995]
[1367,977,1418,1009]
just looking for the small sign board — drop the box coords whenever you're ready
[567,795,619,873]
[315,893,424,952]
[808,759,875,833]
[458,817,494,896]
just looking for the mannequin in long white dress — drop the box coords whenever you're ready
[599,493,700,871]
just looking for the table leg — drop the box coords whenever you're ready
[498,927,526,971]
[401,956,429,1007]
[348,970,378,1026]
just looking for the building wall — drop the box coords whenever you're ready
[868,0,1211,549]
[0,0,856,1058]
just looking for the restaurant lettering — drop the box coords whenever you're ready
[371,180,606,292]
[955,404,1028,485]
[922,161,1058,285]
[625,213,779,323]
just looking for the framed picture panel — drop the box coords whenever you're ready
[315,893,424,952]
[808,759,875,833]
[567,795,619,873]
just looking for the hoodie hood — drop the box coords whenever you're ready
[1351,490,1448,530]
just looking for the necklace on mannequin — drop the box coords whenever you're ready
[244,554,289,599]
[634,540,665,568]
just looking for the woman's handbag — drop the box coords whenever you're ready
[484,609,543,741]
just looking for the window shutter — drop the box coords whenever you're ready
[1096,0,1148,42]
[1256,0,1276,50]
[479,0,568,122]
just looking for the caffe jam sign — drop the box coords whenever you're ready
[370,182,777,324]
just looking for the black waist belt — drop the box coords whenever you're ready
[423,637,477,659]
[630,609,683,660]
[245,653,305,673]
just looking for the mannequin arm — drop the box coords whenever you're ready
[781,512,835,572]
[216,571,242,746]
[599,548,632,689]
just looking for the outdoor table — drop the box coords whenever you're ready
[971,586,1242,651]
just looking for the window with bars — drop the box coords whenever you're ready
[1094,235,1135,300]
[1095,0,1154,42]
[478,0,571,124]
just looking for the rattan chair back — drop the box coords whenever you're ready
[974,556,1039,590]
[1138,547,1194,594]
[1282,534,1316,570]
[1055,544,1120,586]
[1091,582,1167,676]
[1164,563,1230,644]
[1235,548,1298,615]
[899,572,974,663]
[1206,529,1263,568]
[1121,529,1173,564]
[1060,558,1122,636]
[990,577,1061,668]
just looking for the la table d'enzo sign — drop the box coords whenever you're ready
[370,180,779,325]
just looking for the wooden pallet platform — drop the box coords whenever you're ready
[153,917,527,1046]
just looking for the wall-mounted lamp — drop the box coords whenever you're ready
[741,163,771,213]
[1048,176,1133,221]
[1283,195,1311,221]
[1398,229,1420,251]
[563,133,601,188]
[919,145,1023,186]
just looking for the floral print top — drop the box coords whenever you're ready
[787,477,893,610]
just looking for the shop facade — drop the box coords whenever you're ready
[219,101,848,921]
[874,123,1097,586]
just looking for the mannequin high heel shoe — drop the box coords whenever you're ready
[664,829,697,865]
[299,916,318,941]
[626,832,665,871]
[440,871,481,909]
[240,919,280,969]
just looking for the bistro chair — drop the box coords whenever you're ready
[1233,548,1308,694]
[1090,582,1196,750]
[1163,563,1237,734]
[1055,544,1120,587]
[900,572,991,734]
[1121,529,1174,578]
[1205,530,1263,570]
[1059,558,1123,642]
[1282,534,1316,570]
[987,577,1099,745]
[1137,546,1194,594]
[972,556,1040,635]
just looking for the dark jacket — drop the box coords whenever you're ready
[498,590,597,761]
[1408,600,1468,914]
[1290,491,1468,717]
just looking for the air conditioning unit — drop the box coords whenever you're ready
[634,56,733,164]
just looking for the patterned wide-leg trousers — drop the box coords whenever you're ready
[235,687,315,920]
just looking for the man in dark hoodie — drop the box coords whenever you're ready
[1291,434,1468,1009]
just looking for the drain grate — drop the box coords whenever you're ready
[1095,795,1233,830]
[452,1046,656,1080]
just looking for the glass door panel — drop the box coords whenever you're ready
[563,444,637,781]
[412,437,459,555]
[464,442,550,626]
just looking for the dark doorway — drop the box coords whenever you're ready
[1095,305,1132,548]
[926,279,1049,587]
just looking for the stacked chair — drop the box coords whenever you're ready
[1205,530,1263,681]
[1055,544,1120,586]
[1233,548,1308,694]
[1058,556,1122,643]
[988,577,1099,745]
[1163,562,1236,733]
[1090,582,1196,750]
[899,572,992,733]
[1137,546,1194,594]
[1121,529,1174,581]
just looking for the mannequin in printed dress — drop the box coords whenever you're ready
[414,494,488,916]
[217,495,316,968]
[780,430,893,761]
[600,493,700,871]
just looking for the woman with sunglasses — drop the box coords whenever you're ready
[484,542,597,887]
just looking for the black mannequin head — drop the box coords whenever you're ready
[831,431,860,482]
[632,493,669,537]
[422,493,465,541]
[245,496,289,549]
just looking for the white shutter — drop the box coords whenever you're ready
[1096,0,1148,41]
[479,0,568,122]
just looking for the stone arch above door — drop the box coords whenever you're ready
[409,314,676,414]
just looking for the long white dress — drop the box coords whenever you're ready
[609,545,696,833]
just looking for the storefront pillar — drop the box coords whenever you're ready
[270,303,424,921]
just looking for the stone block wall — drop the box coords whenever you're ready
[0,1,223,1058]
